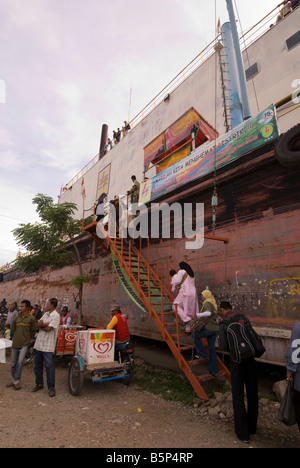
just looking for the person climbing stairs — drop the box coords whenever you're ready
[82,217,231,401]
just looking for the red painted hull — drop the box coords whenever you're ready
[1,143,299,364]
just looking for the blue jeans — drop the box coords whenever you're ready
[34,350,55,391]
[11,346,28,384]
[193,328,219,375]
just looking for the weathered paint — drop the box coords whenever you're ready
[1,144,299,366]
[2,10,300,367]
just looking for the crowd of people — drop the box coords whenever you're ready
[95,175,140,226]
[1,298,73,397]
[0,297,129,400]
[1,274,299,443]
[170,261,300,442]
[103,121,131,155]
[277,0,300,22]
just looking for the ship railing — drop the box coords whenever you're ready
[128,2,287,132]
[239,2,290,49]
[60,2,288,197]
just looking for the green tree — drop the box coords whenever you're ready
[13,193,87,325]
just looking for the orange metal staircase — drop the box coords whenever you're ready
[83,219,231,401]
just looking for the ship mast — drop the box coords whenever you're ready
[226,0,251,121]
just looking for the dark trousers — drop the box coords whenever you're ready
[34,350,55,391]
[230,356,258,440]
[294,389,300,431]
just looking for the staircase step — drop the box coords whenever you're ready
[187,358,210,366]
[148,294,167,297]
[170,332,190,338]
[197,369,227,382]
[196,374,215,382]
[85,229,231,402]
[180,345,195,351]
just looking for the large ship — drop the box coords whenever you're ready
[1,2,300,376]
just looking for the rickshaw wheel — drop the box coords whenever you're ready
[121,353,135,386]
[68,356,84,396]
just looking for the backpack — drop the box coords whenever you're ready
[243,321,266,359]
[227,322,255,363]
[223,314,264,364]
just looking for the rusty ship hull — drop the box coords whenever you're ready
[1,6,300,366]
[1,138,299,365]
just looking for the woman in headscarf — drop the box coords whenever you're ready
[193,289,219,376]
[171,262,199,332]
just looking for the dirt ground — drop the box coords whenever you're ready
[0,349,299,450]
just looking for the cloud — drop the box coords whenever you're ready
[0,181,41,265]
[0,128,20,169]
[0,0,284,266]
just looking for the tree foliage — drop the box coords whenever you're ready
[12,194,86,324]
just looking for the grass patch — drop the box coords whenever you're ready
[134,365,199,406]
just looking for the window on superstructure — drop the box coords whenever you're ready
[286,30,300,50]
[245,63,259,81]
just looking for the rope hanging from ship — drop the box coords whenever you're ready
[212,0,219,237]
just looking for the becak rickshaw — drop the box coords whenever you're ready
[68,329,135,396]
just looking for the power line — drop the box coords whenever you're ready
[0,214,29,223]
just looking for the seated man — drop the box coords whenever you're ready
[60,306,72,326]
[107,304,130,349]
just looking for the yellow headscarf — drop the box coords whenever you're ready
[201,290,217,312]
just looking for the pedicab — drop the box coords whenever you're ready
[68,329,135,396]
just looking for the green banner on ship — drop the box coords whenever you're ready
[111,251,148,314]
[139,104,279,204]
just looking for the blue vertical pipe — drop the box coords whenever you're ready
[222,22,244,129]
[226,0,251,120]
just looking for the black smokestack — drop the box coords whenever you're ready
[99,124,108,159]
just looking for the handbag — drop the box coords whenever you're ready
[188,315,210,332]
[278,381,297,426]
[175,272,188,293]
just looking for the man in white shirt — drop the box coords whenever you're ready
[32,298,60,397]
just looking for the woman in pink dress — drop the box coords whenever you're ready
[171,262,199,331]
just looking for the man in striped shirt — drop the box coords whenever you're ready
[32,298,60,397]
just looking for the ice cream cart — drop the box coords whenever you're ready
[68,329,135,396]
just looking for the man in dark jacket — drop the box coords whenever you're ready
[219,302,258,443]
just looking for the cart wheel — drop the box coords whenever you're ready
[68,356,84,396]
[122,354,135,386]
[24,343,35,366]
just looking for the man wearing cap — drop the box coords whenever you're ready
[107,305,130,344]
[60,306,72,326]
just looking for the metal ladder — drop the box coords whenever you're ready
[83,219,231,401]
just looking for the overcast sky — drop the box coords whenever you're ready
[0,0,279,265]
